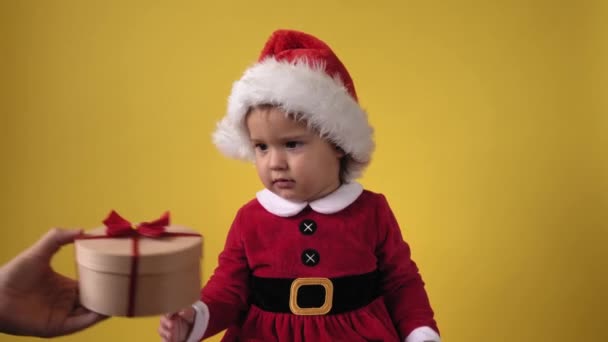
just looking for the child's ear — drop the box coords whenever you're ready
[334,146,345,158]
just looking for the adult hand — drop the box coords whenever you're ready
[0,228,107,337]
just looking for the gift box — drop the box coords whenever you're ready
[74,211,202,317]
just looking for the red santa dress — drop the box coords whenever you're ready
[191,183,440,341]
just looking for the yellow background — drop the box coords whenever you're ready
[1,1,606,341]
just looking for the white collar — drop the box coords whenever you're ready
[256,182,364,217]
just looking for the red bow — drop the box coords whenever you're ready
[103,211,169,238]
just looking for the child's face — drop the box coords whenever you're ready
[246,107,344,202]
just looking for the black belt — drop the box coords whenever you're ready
[250,270,380,315]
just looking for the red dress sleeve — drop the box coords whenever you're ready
[200,207,251,338]
[375,194,440,339]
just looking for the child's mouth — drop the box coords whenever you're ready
[273,179,294,188]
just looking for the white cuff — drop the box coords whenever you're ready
[405,326,441,342]
[185,301,209,342]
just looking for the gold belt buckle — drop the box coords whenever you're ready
[289,277,333,315]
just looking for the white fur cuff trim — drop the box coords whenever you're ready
[186,301,209,342]
[404,326,441,342]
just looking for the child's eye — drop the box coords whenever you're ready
[285,141,302,149]
[254,143,268,151]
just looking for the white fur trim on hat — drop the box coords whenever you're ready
[212,58,374,181]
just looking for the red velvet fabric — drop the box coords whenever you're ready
[201,190,438,341]
[258,29,358,101]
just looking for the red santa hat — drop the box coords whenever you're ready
[213,29,374,182]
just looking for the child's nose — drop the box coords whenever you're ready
[269,149,287,170]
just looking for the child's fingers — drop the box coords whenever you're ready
[158,325,172,342]
[159,311,192,342]
[158,325,175,342]
[175,318,190,342]
[158,315,179,342]
[178,308,196,324]
[160,316,174,330]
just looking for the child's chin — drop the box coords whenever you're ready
[274,190,306,202]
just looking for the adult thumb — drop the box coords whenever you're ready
[29,228,83,260]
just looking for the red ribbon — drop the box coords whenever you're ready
[77,211,200,317]
[103,210,170,238]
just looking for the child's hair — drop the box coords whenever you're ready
[246,103,352,183]
[213,29,374,182]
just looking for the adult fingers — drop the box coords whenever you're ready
[57,311,107,336]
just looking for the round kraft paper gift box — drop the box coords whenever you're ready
[75,213,202,317]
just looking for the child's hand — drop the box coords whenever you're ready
[158,307,195,342]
